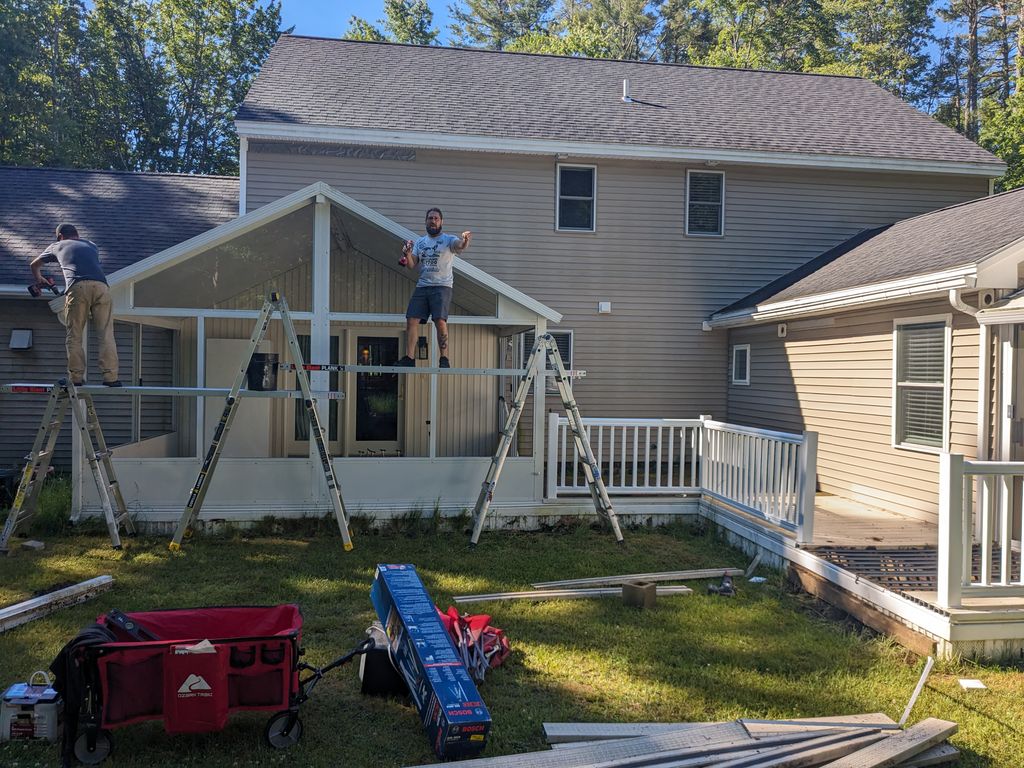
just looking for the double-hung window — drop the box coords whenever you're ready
[686,170,725,236]
[556,165,596,232]
[731,344,750,385]
[893,316,950,451]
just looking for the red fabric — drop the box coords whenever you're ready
[436,606,511,671]
[162,644,229,734]
[94,605,301,732]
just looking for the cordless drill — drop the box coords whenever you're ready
[28,277,61,298]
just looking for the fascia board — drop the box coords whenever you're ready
[235,120,1007,178]
[107,182,322,289]
[706,267,977,329]
[318,185,562,323]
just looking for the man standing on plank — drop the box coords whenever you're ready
[396,207,472,368]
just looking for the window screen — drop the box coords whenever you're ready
[894,321,946,449]
[687,172,724,236]
[523,330,573,393]
[557,166,595,231]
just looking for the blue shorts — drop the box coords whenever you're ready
[406,285,452,323]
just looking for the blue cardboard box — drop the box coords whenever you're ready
[370,564,491,759]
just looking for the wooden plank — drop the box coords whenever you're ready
[820,719,957,768]
[404,722,754,768]
[545,722,712,743]
[714,730,887,768]
[789,565,936,656]
[533,568,744,589]
[453,586,693,604]
[0,575,114,633]
[899,743,960,767]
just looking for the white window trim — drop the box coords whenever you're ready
[524,329,574,393]
[731,343,750,385]
[891,313,952,454]
[686,169,725,237]
[555,163,597,233]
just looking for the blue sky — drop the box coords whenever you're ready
[280,0,454,41]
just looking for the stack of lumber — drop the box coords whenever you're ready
[404,714,959,767]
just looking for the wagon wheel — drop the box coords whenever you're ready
[73,729,113,765]
[265,710,304,749]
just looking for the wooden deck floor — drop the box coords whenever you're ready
[809,494,937,548]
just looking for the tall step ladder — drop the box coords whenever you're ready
[470,333,624,547]
[1,381,134,553]
[169,292,353,552]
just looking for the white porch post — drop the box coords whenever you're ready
[796,431,818,545]
[546,412,558,499]
[311,196,331,472]
[531,319,547,501]
[429,321,438,458]
[938,452,966,609]
[195,315,205,459]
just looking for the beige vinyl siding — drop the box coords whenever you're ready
[245,145,988,425]
[726,298,980,522]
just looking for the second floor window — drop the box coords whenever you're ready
[557,165,596,232]
[687,170,725,236]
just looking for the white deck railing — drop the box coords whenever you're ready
[546,416,703,497]
[545,415,818,544]
[938,454,1024,609]
[700,420,817,544]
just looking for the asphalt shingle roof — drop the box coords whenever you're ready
[238,36,1003,169]
[715,187,1024,316]
[0,167,238,286]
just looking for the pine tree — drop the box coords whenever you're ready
[448,0,556,50]
[347,0,439,44]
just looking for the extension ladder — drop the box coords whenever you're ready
[1,381,134,553]
[169,292,353,552]
[470,333,624,546]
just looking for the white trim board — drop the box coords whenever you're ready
[235,120,1006,178]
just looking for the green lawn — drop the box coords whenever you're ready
[1,521,1023,767]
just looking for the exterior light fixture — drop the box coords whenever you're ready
[416,336,429,360]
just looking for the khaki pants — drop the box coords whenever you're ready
[65,280,119,383]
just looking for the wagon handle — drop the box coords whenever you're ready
[297,637,376,702]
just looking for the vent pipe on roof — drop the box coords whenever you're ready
[622,79,633,103]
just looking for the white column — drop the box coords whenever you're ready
[977,322,989,461]
[238,137,248,215]
[937,452,965,609]
[311,195,331,466]
[195,315,205,459]
[796,431,818,546]
[546,412,558,499]
[429,321,438,459]
[531,319,547,501]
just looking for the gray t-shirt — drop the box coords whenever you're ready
[39,239,107,288]
[414,233,458,288]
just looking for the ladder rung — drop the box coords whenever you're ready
[92,451,112,460]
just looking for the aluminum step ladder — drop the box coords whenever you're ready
[1,381,134,553]
[470,333,624,546]
[169,292,353,552]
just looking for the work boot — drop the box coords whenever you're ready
[395,356,415,367]
[103,380,123,387]
[439,357,450,369]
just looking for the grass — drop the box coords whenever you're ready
[1,521,1023,766]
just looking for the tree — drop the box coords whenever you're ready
[0,0,50,165]
[346,0,439,44]
[151,0,285,174]
[939,0,989,140]
[980,1,1016,103]
[505,10,616,56]
[657,0,716,64]
[820,0,933,102]
[448,0,556,50]
[981,90,1024,188]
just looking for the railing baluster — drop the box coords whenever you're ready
[560,423,568,489]
[766,439,777,519]
[632,427,639,488]
[644,427,651,487]
[963,475,974,588]
[667,426,675,490]
[620,426,627,490]
[608,426,616,489]
[980,475,993,586]
[656,426,663,488]
[1000,474,1012,586]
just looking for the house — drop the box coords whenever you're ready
[3,37,1022,656]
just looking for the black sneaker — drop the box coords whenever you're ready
[395,356,415,368]
[103,380,123,387]
[438,357,450,369]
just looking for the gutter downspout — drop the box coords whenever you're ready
[950,290,993,474]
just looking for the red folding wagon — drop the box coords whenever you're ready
[52,604,372,765]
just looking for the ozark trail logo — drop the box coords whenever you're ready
[177,674,213,698]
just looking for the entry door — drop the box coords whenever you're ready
[348,334,402,455]
[285,335,340,456]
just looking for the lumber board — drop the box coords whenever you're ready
[714,731,886,768]
[0,575,113,633]
[533,569,744,589]
[788,565,936,656]
[403,722,754,768]
[545,714,896,744]
[899,743,959,767]
[453,586,693,604]
[819,719,957,768]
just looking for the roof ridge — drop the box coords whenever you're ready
[278,34,869,82]
[0,165,239,181]
[888,185,1024,226]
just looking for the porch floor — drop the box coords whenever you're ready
[809,494,937,548]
